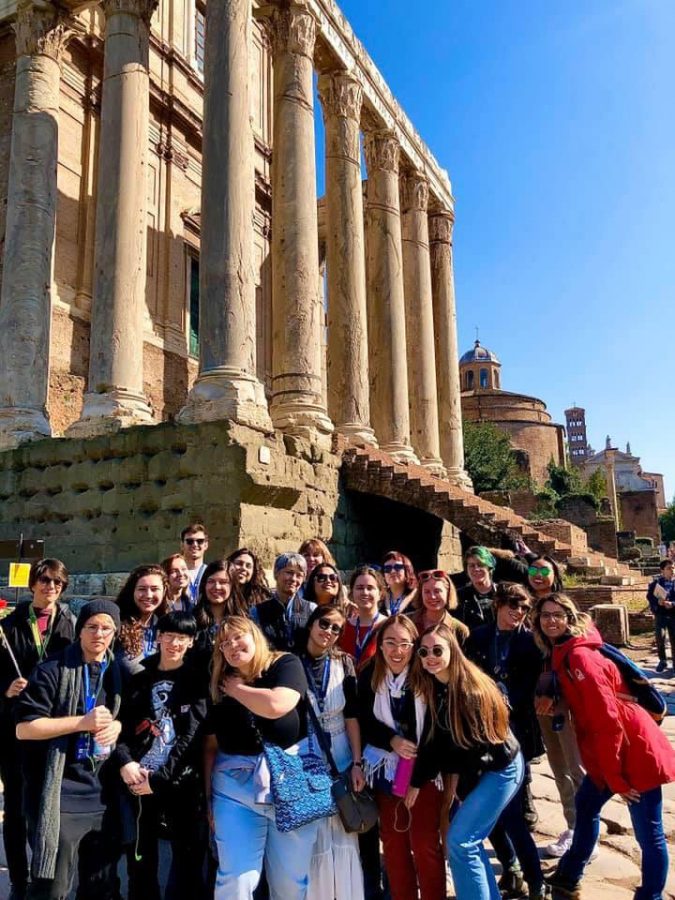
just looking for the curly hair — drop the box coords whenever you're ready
[115,564,170,658]
[530,592,592,656]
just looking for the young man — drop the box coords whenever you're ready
[251,552,314,651]
[113,611,208,898]
[180,522,209,606]
[647,559,675,673]
[15,599,122,900]
[0,558,75,900]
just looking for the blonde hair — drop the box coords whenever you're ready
[417,575,458,612]
[530,592,591,656]
[412,622,509,749]
[210,615,284,702]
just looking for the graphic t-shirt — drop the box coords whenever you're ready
[140,671,178,771]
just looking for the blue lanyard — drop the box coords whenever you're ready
[355,617,377,662]
[388,592,406,616]
[493,630,513,678]
[143,624,157,658]
[83,658,108,713]
[303,657,330,713]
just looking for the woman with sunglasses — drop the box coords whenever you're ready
[411,621,523,900]
[527,555,564,600]
[304,563,345,611]
[465,583,546,899]
[300,606,365,899]
[357,615,446,900]
[409,569,469,644]
[531,593,675,900]
[340,567,387,673]
[227,547,271,610]
[381,551,417,617]
[115,565,171,677]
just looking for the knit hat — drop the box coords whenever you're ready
[76,599,121,636]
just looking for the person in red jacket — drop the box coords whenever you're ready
[531,592,675,900]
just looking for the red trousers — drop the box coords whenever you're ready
[376,782,446,900]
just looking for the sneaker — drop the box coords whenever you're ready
[499,865,526,898]
[656,660,667,673]
[545,829,574,858]
[528,885,551,899]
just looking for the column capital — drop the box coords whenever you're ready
[364,129,399,175]
[13,0,77,61]
[271,3,316,59]
[102,0,158,26]
[400,169,429,214]
[318,70,362,122]
[428,208,455,244]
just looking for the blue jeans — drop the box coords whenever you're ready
[556,776,668,899]
[211,753,320,899]
[501,778,544,889]
[447,752,525,900]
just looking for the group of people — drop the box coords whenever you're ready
[0,522,673,900]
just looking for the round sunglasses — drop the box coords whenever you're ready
[418,645,445,659]
[317,617,342,635]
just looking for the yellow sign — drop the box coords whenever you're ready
[8,562,31,588]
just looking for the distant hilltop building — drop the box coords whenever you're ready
[459,340,566,484]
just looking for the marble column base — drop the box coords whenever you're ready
[335,422,378,448]
[444,466,474,492]
[379,440,419,465]
[270,398,334,445]
[418,456,447,478]
[66,388,154,438]
[0,407,51,450]
[177,369,272,432]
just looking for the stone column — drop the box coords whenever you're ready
[268,3,332,442]
[178,0,271,430]
[429,207,472,489]
[318,70,375,447]
[400,170,444,474]
[68,0,157,436]
[364,129,416,462]
[0,0,74,450]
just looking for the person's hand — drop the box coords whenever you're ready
[220,674,244,697]
[80,705,112,733]
[129,773,153,796]
[95,719,121,747]
[535,695,554,716]
[390,736,417,759]
[5,677,28,698]
[620,788,641,804]
[351,764,366,793]
[404,786,419,809]
[120,761,145,787]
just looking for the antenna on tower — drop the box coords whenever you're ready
[474,325,480,343]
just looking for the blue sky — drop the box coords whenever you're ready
[323,0,675,498]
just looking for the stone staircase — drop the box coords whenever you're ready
[340,443,643,581]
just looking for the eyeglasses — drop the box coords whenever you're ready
[317,617,342,635]
[82,625,115,636]
[528,566,552,577]
[418,645,445,659]
[315,573,339,584]
[504,600,531,612]
[160,633,192,645]
[382,639,413,651]
[220,635,245,649]
[383,563,406,574]
[540,611,567,622]
[38,576,63,588]
[184,538,206,546]
[418,569,447,582]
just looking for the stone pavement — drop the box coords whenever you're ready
[2,646,675,899]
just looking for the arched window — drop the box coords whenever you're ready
[466,370,474,390]
[479,368,489,388]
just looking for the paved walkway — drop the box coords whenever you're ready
[2,646,674,898]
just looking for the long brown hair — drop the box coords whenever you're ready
[370,614,420,693]
[116,564,170,658]
[210,615,285,702]
[413,622,509,749]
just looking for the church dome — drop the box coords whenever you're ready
[459,339,500,365]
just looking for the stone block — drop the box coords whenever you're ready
[591,604,629,645]
[600,575,633,586]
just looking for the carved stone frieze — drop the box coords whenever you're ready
[102,0,159,26]
[13,0,78,61]
[428,209,455,245]
[271,3,316,59]
[364,130,399,175]
[400,170,429,213]
[318,70,362,122]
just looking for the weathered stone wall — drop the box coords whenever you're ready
[585,519,618,559]
[0,29,16,292]
[619,490,660,543]
[535,519,588,555]
[481,490,539,519]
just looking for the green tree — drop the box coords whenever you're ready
[546,461,583,496]
[584,468,608,502]
[463,421,529,494]
[659,497,675,543]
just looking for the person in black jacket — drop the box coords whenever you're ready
[113,611,208,900]
[465,582,546,898]
[0,558,75,900]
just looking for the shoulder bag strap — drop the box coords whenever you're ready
[305,699,341,779]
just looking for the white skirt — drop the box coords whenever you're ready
[308,811,365,900]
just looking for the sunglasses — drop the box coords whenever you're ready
[383,563,406,574]
[317,617,342,635]
[418,569,448,582]
[504,600,531,612]
[418,645,445,659]
[184,537,206,546]
[315,573,339,584]
[528,566,552,577]
[37,576,64,588]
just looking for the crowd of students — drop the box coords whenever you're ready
[0,522,673,900]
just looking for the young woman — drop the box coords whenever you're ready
[339,566,387,672]
[300,606,365,900]
[527,556,584,859]
[409,569,469,644]
[115,565,170,677]
[357,615,446,900]
[381,551,417,616]
[465,583,546,898]
[299,538,336,577]
[204,616,319,899]
[161,554,192,613]
[411,621,524,899]
[531,593,675,900]
[455,546,498,631]
[226,547,271,610]
[303,563,345,611]
[194,561,248,662]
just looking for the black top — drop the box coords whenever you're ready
[15,649,121,814]
[205,654,308,755]
[454,583,497,632]
[356,661,419,750]
[113,655,208,794]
